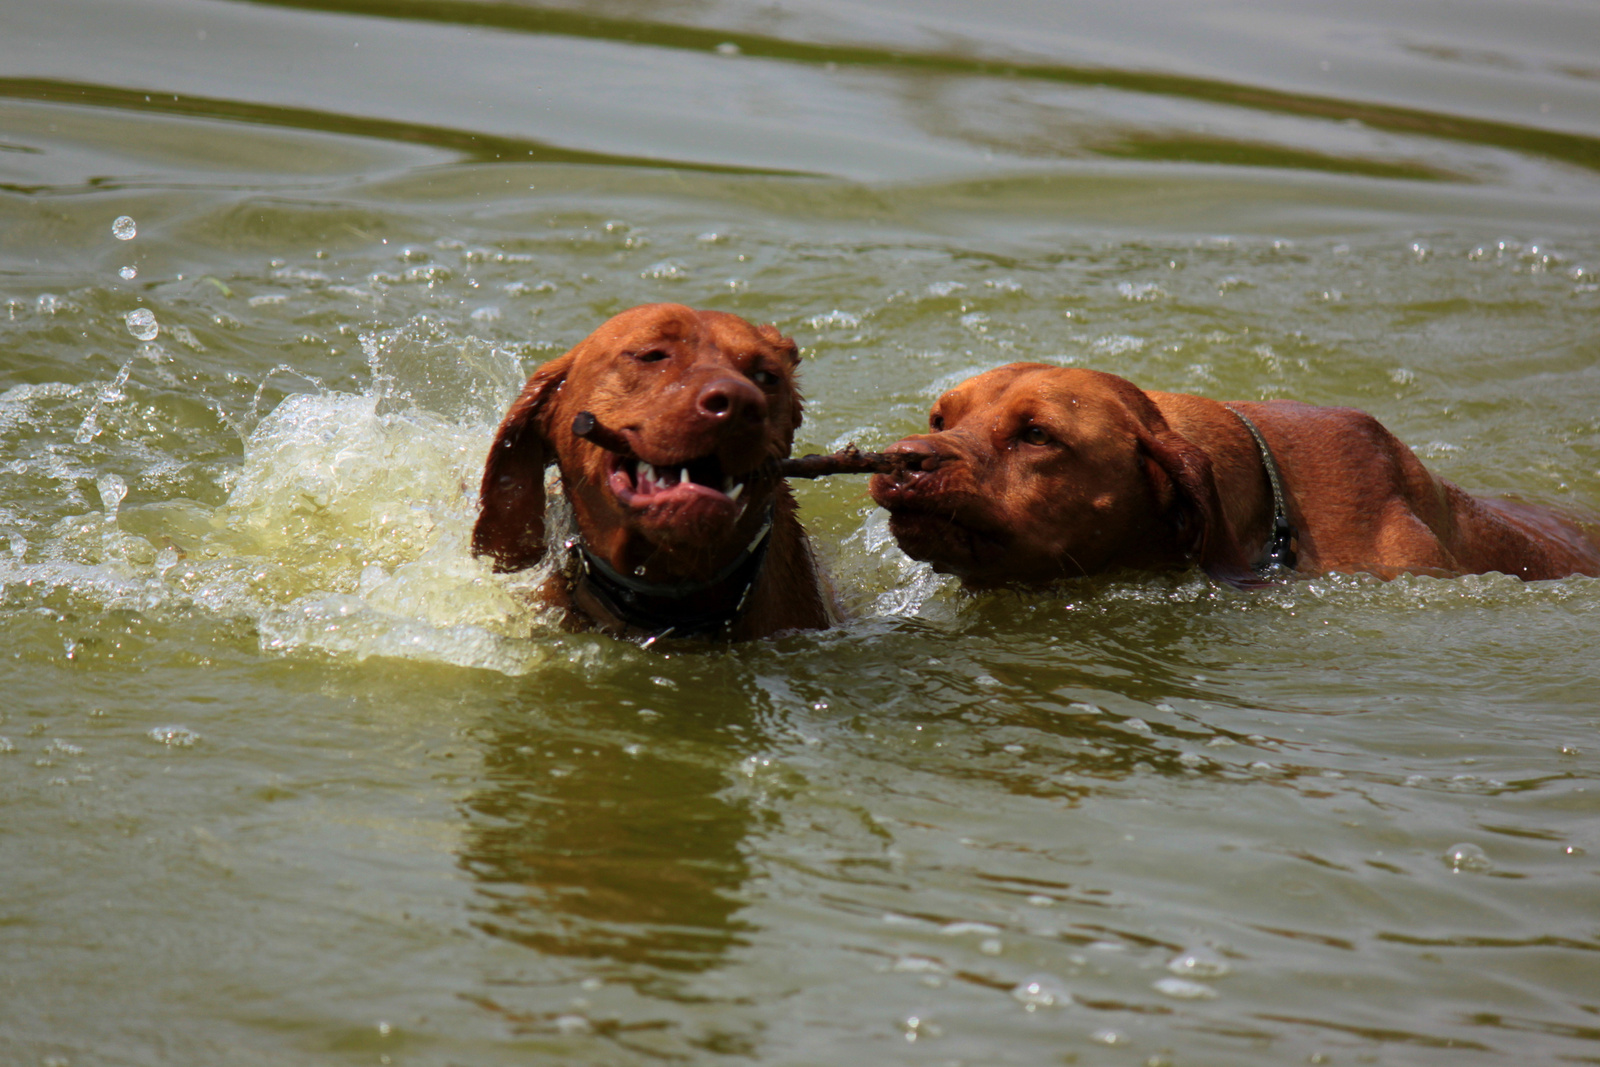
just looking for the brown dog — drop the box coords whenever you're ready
[869,363,1600,587]
[472,303,830,638]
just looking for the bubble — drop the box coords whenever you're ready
[125,307,158,340]
[112,215,137,240]
[1444,842,1492,873]
[149,725,201,747]
[119,266,137,280]
[1011,974,1071,1010]
[891,955,947,974]
[1117,280,1168,302]
[1167,947,1231,978]
[96,473,128,514]
[1154,977,1218,1000]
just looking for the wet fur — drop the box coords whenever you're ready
[870,363,1600,588]
[473,303,830,638]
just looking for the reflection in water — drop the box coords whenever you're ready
[459,687,760,988]
[230,0,1600,174]
[0,77,808,176]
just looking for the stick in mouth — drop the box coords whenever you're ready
[570,411,941,479]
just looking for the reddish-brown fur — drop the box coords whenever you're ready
[869,363,1600,588]
[473,303,830,638]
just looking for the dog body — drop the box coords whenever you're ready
[473,303,830,639]
[869,363,1600,587]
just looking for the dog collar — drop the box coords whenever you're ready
[567,504,776,639]
[1223,405,1298,573]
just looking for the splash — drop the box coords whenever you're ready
[6,322,570,675]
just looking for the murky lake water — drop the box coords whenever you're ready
[5,2,1600,1064]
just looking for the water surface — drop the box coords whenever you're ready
[4,2,1600,1064]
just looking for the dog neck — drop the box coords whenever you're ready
[565,504,776,639]
[1221,405,1298,573]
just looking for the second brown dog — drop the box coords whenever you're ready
[870,363,1600,588]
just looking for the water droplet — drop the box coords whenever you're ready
[1444,842,1491,873]
[112,216,137,240]
[1167,947,1231,978]
[96,473,128,514]
[1011,974,1070,1010]
[119,265,137,280]
[125,307,158,340]
[1093,1029,1128,1046]
[149,725,200,747]
[1154,976,1218,1000]
[890,955,947,974]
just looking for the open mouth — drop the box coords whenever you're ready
[607,453,752,511]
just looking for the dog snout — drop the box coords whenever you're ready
[885,436,939,460]
[883,435,952,475]
[696,376,767,425]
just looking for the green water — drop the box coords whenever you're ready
[4,2,1600,1064]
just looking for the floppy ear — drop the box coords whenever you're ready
[471,355,571,572]
[1136,424,1264,589]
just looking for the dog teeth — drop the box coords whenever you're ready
[680,467,690,486]
[638,462,657,487]
[727,482,745,502]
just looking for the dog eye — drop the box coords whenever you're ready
[1020,425,1052,446]
[930,413,945,431]
[750,369,779,387]
[634,349,670,363]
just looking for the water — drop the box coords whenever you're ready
[4,1,1600,1065]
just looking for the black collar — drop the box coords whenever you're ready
[1223,405,1298,573]
[565,504,776,639]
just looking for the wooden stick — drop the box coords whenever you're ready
[571,411,938,479]
[778,445,939,478]
[570,411,632,454]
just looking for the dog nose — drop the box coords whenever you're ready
[697,377,766,424]
[882,436,948,476]
[884,437,946,465]
[885,437,938,458]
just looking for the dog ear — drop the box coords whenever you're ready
[1136,424,1264,589]
[472,355,571,572]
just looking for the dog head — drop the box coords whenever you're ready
[868,363,1254,588]
[473,303,803,584]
